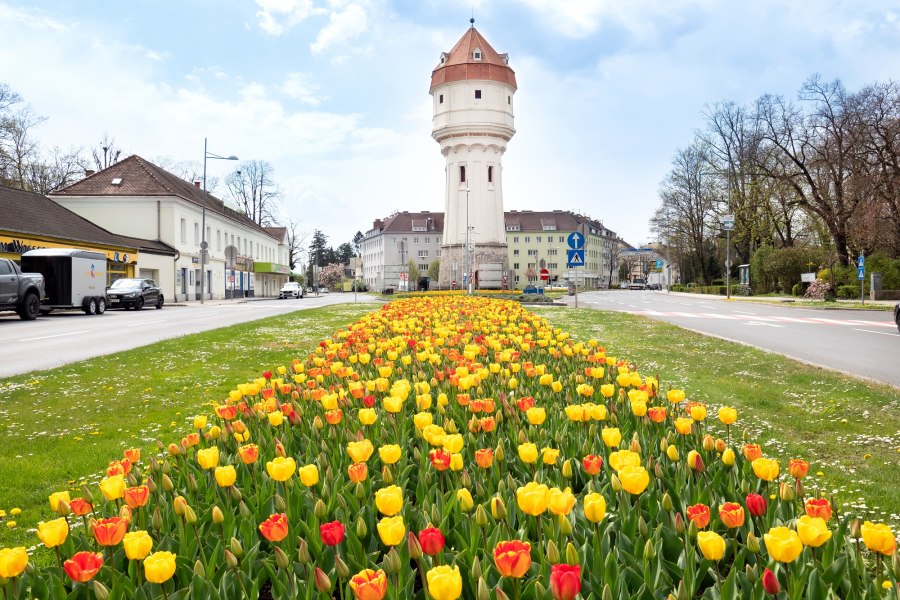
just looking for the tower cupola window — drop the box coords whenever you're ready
[475,89,482,99]
[473,48,482,60]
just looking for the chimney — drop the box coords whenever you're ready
[194,181,201,188]
[84,169,95,177]
[373,219,383,230]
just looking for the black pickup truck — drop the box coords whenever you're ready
[0,257,45,320]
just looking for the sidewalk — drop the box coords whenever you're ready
[659,290,896,309]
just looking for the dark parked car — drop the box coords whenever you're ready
[107,278,163,310]
[894,302,900,333]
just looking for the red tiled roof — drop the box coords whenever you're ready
[430,26,517,91]
[53,155,279,240]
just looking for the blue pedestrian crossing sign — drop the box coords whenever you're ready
[655,259,663,269]
[567,249,585,268]
[857,255,864,268]
[857,266,865,280]
[567,231,585,250]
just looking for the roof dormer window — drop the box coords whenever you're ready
[473,48,482,60]
[439,52,448,65]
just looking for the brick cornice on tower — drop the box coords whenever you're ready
[430,27,517,91]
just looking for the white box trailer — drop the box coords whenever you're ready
[477,263,505,289]
[20,248,110,315]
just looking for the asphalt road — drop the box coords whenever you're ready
[564,290,900,388]
[0,294,382,378]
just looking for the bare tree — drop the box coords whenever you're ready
[0,105,44,189]
[90,134,123,171]
[286,218,308,271]
[24,146,88,194]
[226,160,280,226]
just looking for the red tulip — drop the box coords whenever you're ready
[320,520,346,547]
[686,504,710,529]
[259,513,289,542]
[762,568,781,595]
[494,540,532,578]
[93,516,129,546]
[418,527,445,556]
[582,454,602,476]
[745,493,767,517]
[429,449,451,472]
[64,552,103,583]
[69,498,93,516]
[549,563,581,600]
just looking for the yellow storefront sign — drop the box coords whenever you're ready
[0,235,137,264]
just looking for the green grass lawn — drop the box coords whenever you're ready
[1,300,897,553]
[534,307,900,527]
[0,303,377,550]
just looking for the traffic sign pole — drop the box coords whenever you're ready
[859,254,865,305]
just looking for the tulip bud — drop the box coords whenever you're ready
[602,585,613,600]
[212,506,225,525]
[745,564,757,583]
[355,482,365,500]
[472,556,482,581]
[225,549,239,569]
[533,582,546,598]
[739,479,750,494]
[610,474,623,492]
[779,482,795,502]
[431,504,441,526]
[314,567,332,593]
[794,478,804,499]
[673,512,685,534]
[495,587,511,600]
[742,429,750,442]
[547,540,560,564]
[475,504,489,527]
[747,531,760,554]
[356,516,367,539]
[314,499,327,520]
[721,448,735,467]
[407,532,423,560]
[661,492,673,511]
[146,478,157,493]
[148,455,159,472]
[714,438,726,453]
[491,496,507,520]
[676,581,690,600]
[188,473,198,493]
[495,444,505,462]
[687,520,698,539]
[313,416,324,430]
[162,474,174,492]
[152,506,163,531]
[702,434,715,451]
[173,496,187,516]
[639,516,648,537]
[93,581,110,600]
[565,541,579,564]
[893,552,900,579]
[643,539,656,560]
[659,437,668,452]
[168,443,181,456]
[335,554,350,580]
[382,466,393,485]
[475,482,484,498]
[297,539,311,564]
[239,501,251,518]
[229,537,243,558]
[274,493,286,513]
[383,547,401,575]
[477,577,491,600]
[761,568,780,595]
[56,498,71,517]
[184,505,198,524]
[849,518,861,539]
[561,459,573,479]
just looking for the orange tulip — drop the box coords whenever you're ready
[93,517,129,546]
[493,540,532,578]
[719,502,745,529]
[124,486,150,509]
[348,462,368,483]
[805,498,832,521]
[64,552,103,583]
[259,513,288,543]
[686,504,710,529]
[788,459,809,479]
[582,454,602,475]
[350,568,388,600]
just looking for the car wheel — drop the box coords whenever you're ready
[18,292,41,321]
[156,296,164,309]
[97,297,107,314]
[136,297,144,310]
[83,298,98,315]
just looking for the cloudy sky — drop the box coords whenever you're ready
[2,1,898,248]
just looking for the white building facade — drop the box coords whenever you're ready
[52,156,290,301]
[431,23,516,289]
[359,211,444,291]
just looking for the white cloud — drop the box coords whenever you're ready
[311,3,369,54]
[254,0,323,36]
[280,72,323,105]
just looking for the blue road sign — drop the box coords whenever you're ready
[857,267,865,280]
[655,259,663,269]
[857,255,864,268]
[567,231,585,250]
[567,249,585,268]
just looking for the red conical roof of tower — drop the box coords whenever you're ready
[430,25,517,91]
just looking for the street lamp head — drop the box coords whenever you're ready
[225,155,239,160]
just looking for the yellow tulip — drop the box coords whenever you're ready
[526,407,546,425]
[456,488,474,511]
[383,396,403,413]
[414,412,433,430]
[214,465,237,487]
[37,518,68,548]
[376,515,406,546]
[442,434,464,454]
[590,403,608,421]
[764,527,803,563]
[618,466,650,495]
[583,493,606,523]
[697,531,726,560]
[861,521,897,556]
[379,445,402,464]
[689,404,707,421]
[517,443,539,464]
[375,485,403,516]
[144,551,177,584]
[600,384,615,398]
[718,406,737,425]
[123,530,153,560]
[48,491,70,513]
[358,408,377,425]
[667,389,685,403]
[0,547,28,578]
[674,418,693,435]
[450,453,464,471]
[193,415,207,429]
[666,445,679,461]
[542,447,560,465]
[631,400,647,417]
[347,439,375,462]
[196,447,220,470]
[751,458,780,482]
[601,427,621,448]
[266,456,297,482]
[721,448,735,466]
[796,516,832,548]
[609,450,641,472]
[100,474,126,501]
[427,565,463,600]
[548,487,576,515]
[516,482,550,516]
[299,464,319,487]
[267,410,284,427]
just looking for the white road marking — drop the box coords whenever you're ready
[126,320,167,327]
[20,330,89,342]
[852,328,900,337]
[744,321,786,328]
[192,312,224,317]
[733,310,756,315]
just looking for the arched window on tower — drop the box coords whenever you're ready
[459,165,466,184]
[487,166,493,183]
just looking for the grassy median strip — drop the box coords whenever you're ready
[1,300,897,553]
[536,307,900,525]
[0,302,378,549]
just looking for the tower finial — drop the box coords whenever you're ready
[470,9,474,27]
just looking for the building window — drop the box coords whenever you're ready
[513,263,519,270]
[194,222,199,246]
[473,49,482,60]
[513,236,519,243]
[488,166,493,183]
[413,237,419,244]
[548,248,558,256]
[474,89,482,99]
[559,236,565,243]
[217,230,222,251]
[425,237,430,244]
[418,250,428,258]
[537,236,542,243]
[513,249,519,256]
[459,165,466,183]
[524,236,530,243]
[528,249,538,256]
[508,95,511,105]
[180,218,186,243]
[439,94,444,104]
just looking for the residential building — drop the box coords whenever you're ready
[0,184,176,284]
[359,211,444,291]
[51,156,289,301]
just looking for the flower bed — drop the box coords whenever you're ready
[1,296,896,599]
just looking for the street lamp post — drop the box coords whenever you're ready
[201,138,238,304]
